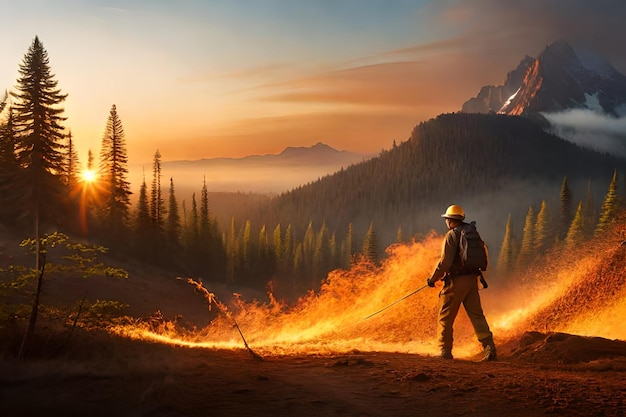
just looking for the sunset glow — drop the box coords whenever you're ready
[1,2,624,171]
[80,169,97,184]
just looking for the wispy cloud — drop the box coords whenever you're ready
[543,109,626,157]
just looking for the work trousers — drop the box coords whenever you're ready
[437,273,493,352]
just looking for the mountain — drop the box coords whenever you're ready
[462,40,626,116]
[250,113,625,250]
[131,142,369,195]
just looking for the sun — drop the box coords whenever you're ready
[81,169,97,183]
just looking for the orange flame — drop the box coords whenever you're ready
[112,226,626,358]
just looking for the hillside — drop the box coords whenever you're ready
[1,208,625,417]
[250,113,625,248]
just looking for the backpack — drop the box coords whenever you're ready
[456,221,489,272]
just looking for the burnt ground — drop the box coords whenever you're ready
[1,326,625,417]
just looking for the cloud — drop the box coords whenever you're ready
[542,109,626,157]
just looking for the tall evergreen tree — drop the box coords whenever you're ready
[313,221,332,280]
[302,221,316,280]
[133,176,152,257]
[534,200,550,254]
[65,130,81,187]
[257,224,273,281]
[565,201,585,248]
[200,177,210,238]
[595,170,619,236]
[188,193,199,248]
[0,107,20,223]
[283,224,293,274]
[558,176,572,241]
[341,223,354,269]
[11,36,68,235]
[241,220,253,277]
[496,214,516,275]
[150,149,164,235]
[516,205,535,270]
[225,216,238,285]
[362,222,380,265]
[98,104,131,242]
[0,107,18,169]
[166,177,181,250]
[272,223,282,269]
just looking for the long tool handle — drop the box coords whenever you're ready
[363,284,429,320]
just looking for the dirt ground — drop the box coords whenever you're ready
[1,326,625,417]
[1,235,625,417]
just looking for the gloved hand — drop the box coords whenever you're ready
[426,277,436,288]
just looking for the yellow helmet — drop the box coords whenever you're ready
[441,204,465,220]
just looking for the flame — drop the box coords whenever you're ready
[112,223,626,358]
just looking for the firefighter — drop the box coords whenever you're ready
[426,204,497,361]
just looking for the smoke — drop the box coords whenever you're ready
[542,109,626,158]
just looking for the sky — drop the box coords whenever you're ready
[1,0,625,167]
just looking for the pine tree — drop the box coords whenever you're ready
[558,176,572,241]
[242,220,253,276]
[133,176,152,257]
[150,149,164,234]
[257,224,273,281]
[0,107,18,169]
[313,221,332,280]
[565,201,585,247]
[189,193,199,247]
[98,104,131,242]
[283,224,293,273]
[166,177,181,250]
[226,216,238,285]
[340,223,354,269]
[302,221,316,278]
[272,223,282,269]
[496,214,516,275]
[534,200,550,254]
[362,222,380,265]
[65,130,81,187]
[200,177,210,238]
[11,36,68,234]
[516,205,535,270]
[595,170,619,236]
[0,107,20,221]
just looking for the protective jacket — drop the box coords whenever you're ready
[429,224,467,282]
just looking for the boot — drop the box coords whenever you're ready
[481,343,497,362]
[439,349,453,359]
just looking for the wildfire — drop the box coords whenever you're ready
[111,227,626,358]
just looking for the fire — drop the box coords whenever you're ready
[112,224,626,358]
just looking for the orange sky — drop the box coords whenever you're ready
[1,1,625,167]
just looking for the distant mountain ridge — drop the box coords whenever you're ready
[164,142,366,168]
[147,142,369,194]
[462,40,626,116]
